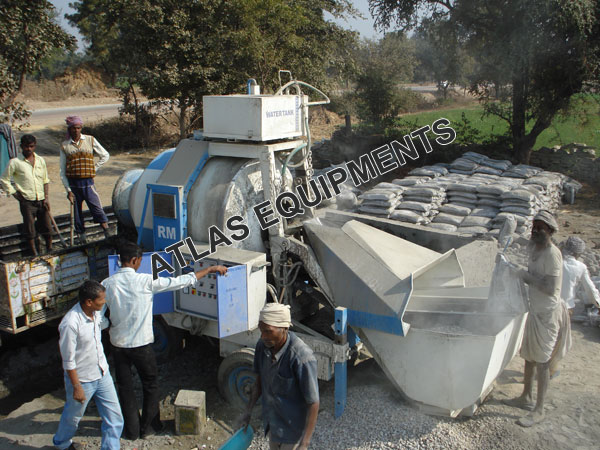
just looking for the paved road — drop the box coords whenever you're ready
[407,85,438,92]
[27,103,122,127]
[25,86,438,127]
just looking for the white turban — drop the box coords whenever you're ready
[565,236,585,255]
[259,303,292,328]
[533,210,558,232]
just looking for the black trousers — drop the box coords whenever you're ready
[112,344,161,439]
[19,199,51,241]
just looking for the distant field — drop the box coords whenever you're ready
[399,94,600,154]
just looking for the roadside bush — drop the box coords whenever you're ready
[83,113,176,153]
[355,72,400,124]
[353,71,425,133]
[452,112,482,145]
[327,91,357,117]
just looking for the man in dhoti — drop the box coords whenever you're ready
[503,210,571,427]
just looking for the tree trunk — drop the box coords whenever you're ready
[512,75,554,164]
[511,75,531,163]
[179,100,188,139]
[129,81,140,130]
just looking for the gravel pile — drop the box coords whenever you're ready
[249,383,506,450]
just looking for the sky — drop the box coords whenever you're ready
[49,0,382,51]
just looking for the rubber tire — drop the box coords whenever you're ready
[217,348,256,410]
[152,316,183,364]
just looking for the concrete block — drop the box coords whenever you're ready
[174,390,206,435]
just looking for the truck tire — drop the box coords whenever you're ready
[217,348,256,410]
[152,316,183,364]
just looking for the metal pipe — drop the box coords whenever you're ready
[285,113,311,168]
[275,80,330,105]
[266,283,279,303]
[247,78,257,95]
[281,142,307,178]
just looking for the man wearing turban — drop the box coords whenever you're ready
[560,236,599,314]
[541,236,600,380]
[241,302,319,449]
[503,210,571,427]
[60,116,111,244]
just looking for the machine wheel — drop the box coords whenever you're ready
[217,348,256,410]
[152,316,183,364]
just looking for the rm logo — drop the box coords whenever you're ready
[157,225,176,240]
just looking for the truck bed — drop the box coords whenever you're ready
[0,208,118,335]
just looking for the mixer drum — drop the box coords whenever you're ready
[113,150,292,253]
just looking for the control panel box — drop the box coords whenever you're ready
[175,244,268,338]
[203,95,304,141]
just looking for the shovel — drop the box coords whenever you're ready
[49,213,67,248]
[70,201,74,246]
[218,425,254,450]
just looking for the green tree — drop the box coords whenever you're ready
[413,18,474,98]
[32,48,87,81]
[229,0,358,92]
[354,32,416,124]
[370,0,600,163]
[0,0,75,124]
[69,0,358,139]
[66,0,120,82]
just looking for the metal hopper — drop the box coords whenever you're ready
[304,219,527,417]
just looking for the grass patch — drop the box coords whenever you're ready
[385,94,600,155]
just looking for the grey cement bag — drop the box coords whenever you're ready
[461,215,492,228]
[433,213,464,227]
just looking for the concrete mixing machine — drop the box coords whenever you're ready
[112,75,528,417]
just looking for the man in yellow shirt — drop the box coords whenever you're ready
[0,134,52,255]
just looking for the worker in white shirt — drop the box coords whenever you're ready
[546,236,599,380]
[53,280,123,450]
[101,241,227,440]
[560,236,600,315]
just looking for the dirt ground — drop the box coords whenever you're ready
[0,321,599,450]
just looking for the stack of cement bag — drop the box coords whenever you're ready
[313,165,361,211]
[474,156,512,176]
[499,186,543,235]
[391,182,446,225]
[477,180,519,236]
[449,157,479,175]
[407,165,450,179]
[391,176,429,187]
[352,150,577,237]
[522,172,565,212]
[434,178,495,234]
[445,180,482,210]
[501,164,542,179]
[357,183,403,218]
